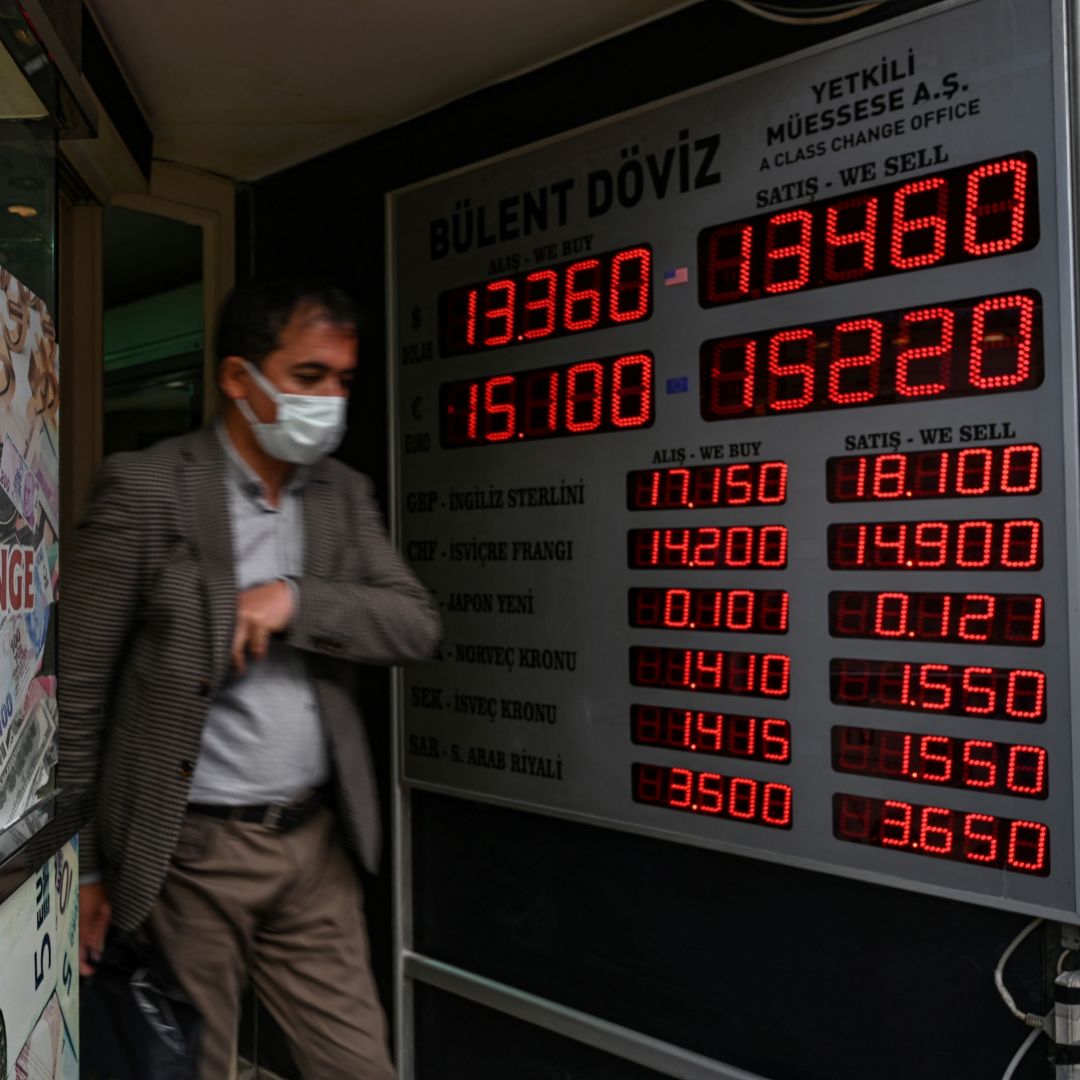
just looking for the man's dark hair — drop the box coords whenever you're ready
[215,277,357,369]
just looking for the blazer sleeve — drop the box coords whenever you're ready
[57,456,146,878]
[286,472,440,665]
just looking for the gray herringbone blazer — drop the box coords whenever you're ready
[58,426,439,932]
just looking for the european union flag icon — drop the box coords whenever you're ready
[666,376,690,394]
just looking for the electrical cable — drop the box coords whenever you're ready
[1000,1020,1048,1080]
[727,0,885,25]
[994,917,1046,1025]
[754,1,887,11]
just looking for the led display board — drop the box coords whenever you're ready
[389,0,1080,917]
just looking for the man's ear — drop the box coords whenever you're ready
[218,355,248,401]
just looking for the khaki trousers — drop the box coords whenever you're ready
[147,806,396,1080]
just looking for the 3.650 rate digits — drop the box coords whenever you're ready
[698,152,1037,306]
[627,461,788,509]
[828,519,1042,570]
[632,705,791,762]
[629,525,788,569]
[630,587,789,633]
[700,291,1041,421]
[833,794,1049,876]
[832,726,1047,798]
[829,591,1044,645]
[830,658,1046,721]
[631,646,791,698]
[827,444,1041,502]
[634,764,793,828]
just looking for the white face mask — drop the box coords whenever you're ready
[236,361,347,466]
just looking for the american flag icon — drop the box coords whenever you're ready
[664,267,689,286]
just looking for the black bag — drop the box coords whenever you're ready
[80,932,202,1080]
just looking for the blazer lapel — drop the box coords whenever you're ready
[302,463,337,577]
[183,429,236,691]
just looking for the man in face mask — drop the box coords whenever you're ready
[60,278,440,1079]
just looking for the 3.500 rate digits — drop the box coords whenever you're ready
[830,658,1046,721]
[698,152,1037,306]
[828,519,1042,570]
[833,794,1049,875]
[700,291,1041,420]
[634,764,793,828]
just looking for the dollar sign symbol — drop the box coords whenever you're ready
[411,306,422,330]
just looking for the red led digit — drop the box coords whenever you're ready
[693,528,722,567]
[609,247,652,322]
[726,590,755,631]
[891,177,948,269]
[762,783,793,827]
[914,594,951,639]
[465,381,480,439]
[697,772,725,814]
[724,528,752,567]
[960,667,996,715]
[727,777,756,819]
[611,353,653,428]
[759,526,789,568]
[764,209,813,293]
[761,654,791,697]
[703,223,753,304]
[880,800,913,846]
[767,328,816,410]
[964,157,1030,255]
[483,279,516,346]
[873,455,908,499]
[878,731,913,777]
[521,368,559,436]
[1005,670,1046,720]
[1007,821,1049,873]
[957,594,995,641]
[917,664,952,711]
[956,448,993,495]
[565,361,603,432]
[563,259,602,331]
[963,814,998,863]
[1002,519,1041,568]
[824,195,878,281]
[697,713,725,752]
[761,591,790,632]
[875,592,909,637]
[706,337,756,417]
[1004,595,1044,644]
[522,270,558,340]
[726,464,753,505]
[758,462,788,503]
[956,520,993,568]
[970,293,1035,389]
[962,741,997,789]
[874,523,908,567]
[916,523,953,569]
[663,589,692,629]
[1001,444,1040,493]
[663,469,691,508]
[695,650,724,690]
[895,306,954,398]
[920,807,954,854]
[483,375,516,441]
[762,719,791,762]
[828,318,883,405]
[918,736,953,783]
[1007,746,1047,796]
[668,768,694,808]
[464,289,479,346]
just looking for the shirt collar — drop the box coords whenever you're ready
[216,421,309,504]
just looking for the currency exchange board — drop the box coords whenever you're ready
[389,0,1080,918]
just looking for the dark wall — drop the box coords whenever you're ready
[250,2,1052,1077]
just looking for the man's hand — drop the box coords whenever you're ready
[79,881,111,976]
[232,580,295,674]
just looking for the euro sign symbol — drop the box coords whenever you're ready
[411,397,423,421]
[410,306,422,330]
